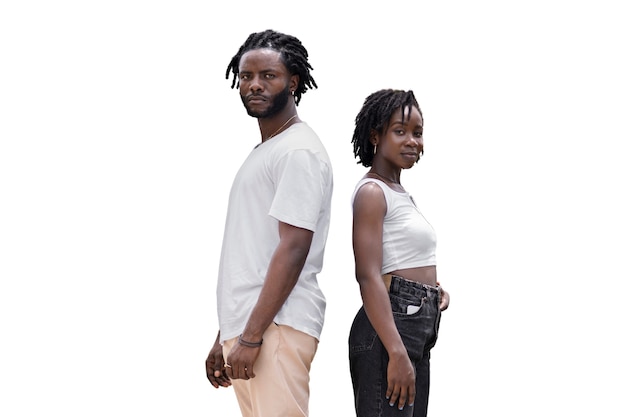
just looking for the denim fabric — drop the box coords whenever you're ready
[349,275,442,417]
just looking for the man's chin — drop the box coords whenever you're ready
[244,106,266,118]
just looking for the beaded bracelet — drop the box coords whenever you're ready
[238,335,263,348]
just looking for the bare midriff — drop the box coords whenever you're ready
[389,266,437,287]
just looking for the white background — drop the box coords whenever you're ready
[2,1,625,416]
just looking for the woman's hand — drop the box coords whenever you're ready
[438,283,450,311]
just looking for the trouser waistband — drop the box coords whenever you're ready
[382,273,440,294]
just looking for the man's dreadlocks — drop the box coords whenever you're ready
[226,29,317,105]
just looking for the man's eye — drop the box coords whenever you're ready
[264,74,275,79]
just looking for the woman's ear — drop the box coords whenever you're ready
[369,129,378,147]
[370,130,379,155]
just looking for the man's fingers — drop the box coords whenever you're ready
[227,364,255,380]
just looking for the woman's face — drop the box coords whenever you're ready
[376,105,424,170]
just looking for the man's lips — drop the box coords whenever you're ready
[246,95,267,104]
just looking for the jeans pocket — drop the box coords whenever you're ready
[390,293,425,316]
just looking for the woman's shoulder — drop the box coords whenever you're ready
[352,177,388,205]
[354,176,387,191]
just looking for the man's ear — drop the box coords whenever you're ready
[290,74,299,94]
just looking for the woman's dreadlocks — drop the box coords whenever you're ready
[352,89,423,167]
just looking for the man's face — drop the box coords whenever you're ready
[238,48,294,119]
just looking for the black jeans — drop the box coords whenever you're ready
[349,275,442,417]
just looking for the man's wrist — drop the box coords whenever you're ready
[238,334,263,348]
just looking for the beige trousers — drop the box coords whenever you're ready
[223,323,318,417]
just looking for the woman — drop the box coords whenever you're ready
[349,89,450,417]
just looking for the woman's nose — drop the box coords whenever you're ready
[409,135,423,147]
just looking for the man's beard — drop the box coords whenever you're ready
[241,86,291,119]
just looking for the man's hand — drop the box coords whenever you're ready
[205,332,231,388]
[222,337,261,380]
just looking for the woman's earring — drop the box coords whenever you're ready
[374,144,377,155]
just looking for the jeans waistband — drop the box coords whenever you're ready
[382,274,440,298]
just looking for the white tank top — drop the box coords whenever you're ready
[352,178,436,274]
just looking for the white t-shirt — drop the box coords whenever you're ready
[352,178,436,274]
[216,122,333,344]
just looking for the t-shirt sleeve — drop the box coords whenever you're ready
[269,149,330,232]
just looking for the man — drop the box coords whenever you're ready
[205,29,333,417]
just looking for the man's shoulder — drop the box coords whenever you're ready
[276,123,326,153]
